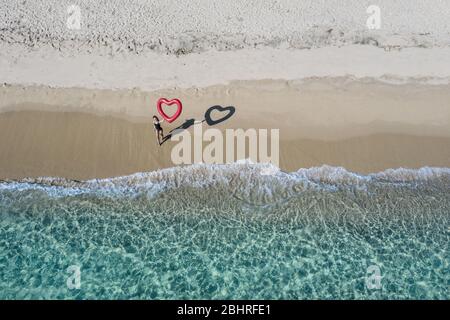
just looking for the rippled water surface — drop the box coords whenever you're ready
[0,164,449,299]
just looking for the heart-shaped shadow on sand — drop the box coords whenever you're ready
[205,105,236,126]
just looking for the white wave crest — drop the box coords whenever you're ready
[0,163,449,197]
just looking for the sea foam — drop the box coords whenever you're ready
[1,163,449,198]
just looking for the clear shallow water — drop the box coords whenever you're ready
[0,163,449,299]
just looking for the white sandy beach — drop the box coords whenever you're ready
[0,0,449,179]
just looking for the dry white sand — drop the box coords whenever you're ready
[1,0,450,90]
[2,0,450,54]
[2,45,450,91]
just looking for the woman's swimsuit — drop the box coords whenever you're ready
[153,122,162,132]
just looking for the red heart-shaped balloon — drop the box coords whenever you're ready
[156,98,183,123]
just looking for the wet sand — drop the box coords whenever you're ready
[0,79,449,180]
[1,110,449,180]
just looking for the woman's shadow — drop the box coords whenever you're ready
[160,105,235,145]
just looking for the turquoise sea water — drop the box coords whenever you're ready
[0,163,449,299]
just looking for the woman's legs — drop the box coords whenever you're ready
[156,129,164,145]
[155,130,161,145]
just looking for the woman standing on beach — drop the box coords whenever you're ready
[153,115,164,145]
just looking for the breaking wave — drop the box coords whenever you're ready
[0,162,449,199]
